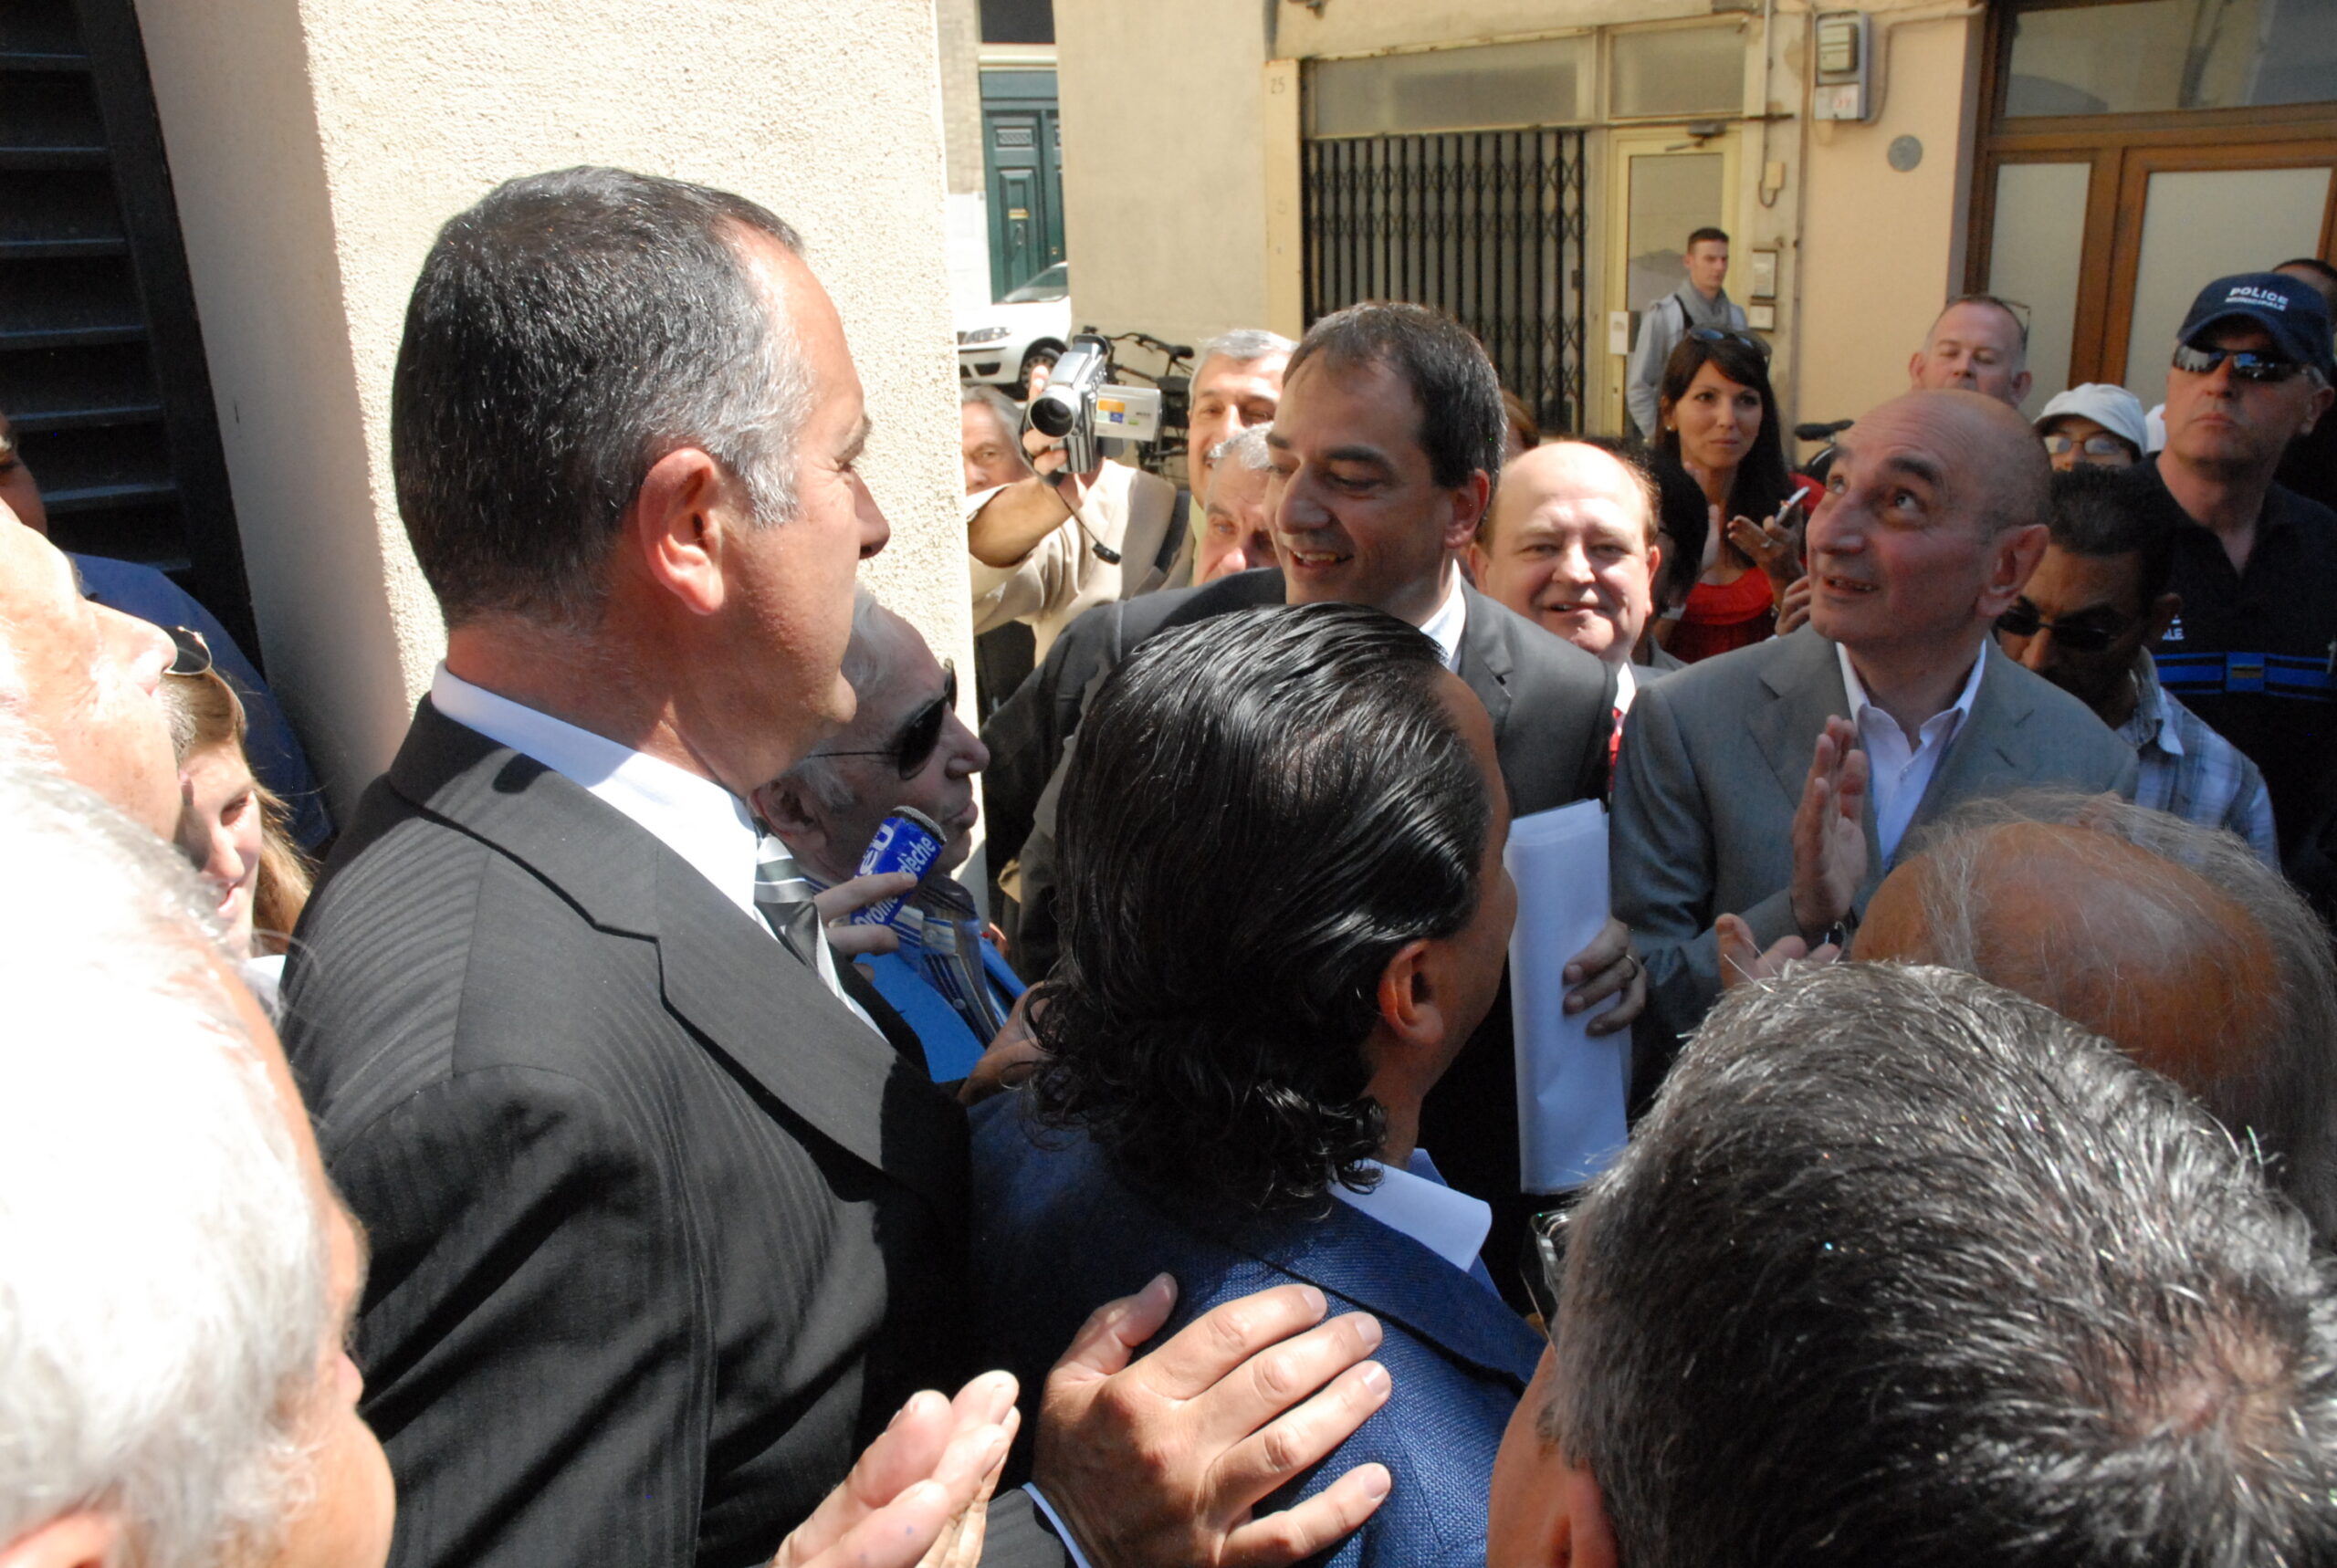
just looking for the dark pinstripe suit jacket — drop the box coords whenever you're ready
[283,702,1061,1568]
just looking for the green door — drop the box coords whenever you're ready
[981,69,1064,300]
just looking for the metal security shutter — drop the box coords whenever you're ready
[0,0,255,656]
[1302,130,1592,438]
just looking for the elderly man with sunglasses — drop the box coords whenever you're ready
[2110,272,2337,864]
[753,591,1022,1082]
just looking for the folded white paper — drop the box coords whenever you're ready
[1504,799,1629,1193]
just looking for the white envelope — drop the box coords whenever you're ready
[1504,798,1630,1193]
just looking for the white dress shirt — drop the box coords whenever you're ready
[1836,643,1987,862]
[1328,1147,1493,1278]
[1614,659,1640,716]
[429,666,873,1025]
[1418,572,1468,674]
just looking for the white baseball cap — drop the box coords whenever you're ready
[2032,383,2148,457]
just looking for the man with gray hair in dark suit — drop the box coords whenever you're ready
[284,167,1400,1568]
[1613,389,2137,1101]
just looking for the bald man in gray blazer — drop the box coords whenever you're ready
[1614,392,2137,1098]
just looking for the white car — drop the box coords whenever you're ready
[956,263,1073,392]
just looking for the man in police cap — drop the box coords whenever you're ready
[2113,271,2337,861]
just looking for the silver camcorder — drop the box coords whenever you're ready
[1024,333,1163,475]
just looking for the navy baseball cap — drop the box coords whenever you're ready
[2175,272,2335,381]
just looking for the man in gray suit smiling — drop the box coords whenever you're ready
[1613,390,2138,1092]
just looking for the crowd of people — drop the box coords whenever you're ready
[5,162,2337,1568]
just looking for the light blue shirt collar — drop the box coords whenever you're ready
[1328,1147,1492,1277]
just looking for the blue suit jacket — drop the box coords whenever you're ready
[971,1095,1544,1567]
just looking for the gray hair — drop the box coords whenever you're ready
[1553,960,2337,1566]
[777,588,895,814]
[1895,790,2337,1239]
[392,167,812,628]
[1194,329,1295,373]
[961,383,1022,431]
[0,761,327,1567]
[1206,425,1274,492]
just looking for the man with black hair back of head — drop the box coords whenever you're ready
[1487,960,2337,1568]
[980,301,1633,1306]
[2112,270,2337,862]
[977,602,1544,1568]
[1997,466,2276,863]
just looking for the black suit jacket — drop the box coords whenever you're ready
[983,571,1615,1303]
[283,703,1062,1568]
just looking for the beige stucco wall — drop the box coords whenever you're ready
[1053,0,1276,349]
[1054,0,1984,447]
[132,0,970,819]
[1791,4,1986,429]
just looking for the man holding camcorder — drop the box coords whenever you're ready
[968,337,1180,655]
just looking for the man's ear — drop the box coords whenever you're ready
[1444,472,1494,553]
[752,775,832,862]
[1374,936,1444,1055]
[1907,348,1928,388]
[1978,522,2049,617]
[1488,1350,1621,1568]
[630,446,743,617]
[2145,590,2181,643]
[2300,379,2335,438]
[2010,367,2034,406]
[1554,1459,1620,1568]
[1466,538,1495,587]
[0,1512,120,1568]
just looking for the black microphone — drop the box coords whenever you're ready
[1091,540,1122,565]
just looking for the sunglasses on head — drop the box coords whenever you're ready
[2172,343,2306,383]
[1686,326,1770,359]
[822,660,956,779]
[1995,601,2131,654]
[164,625,213,677]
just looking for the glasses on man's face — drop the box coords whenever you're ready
[2173,343,2306,384]
[1995,601,2133,654]
[164,625,213,677]
[1686,325,1770,360]
[823,661,957,779]
[2041,434,2133,460]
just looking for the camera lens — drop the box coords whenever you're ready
[1029,392,1075,438]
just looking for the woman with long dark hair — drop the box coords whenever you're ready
[1649,329,1819,663]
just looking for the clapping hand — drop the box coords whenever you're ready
[1788,716,1869,941]
[770,1373,1019,1568]
[1715,912,1841,991]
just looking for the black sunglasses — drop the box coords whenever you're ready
[2173,343,2306,383]
[1687,325,1770,360]
[1995,601,2132,654]
[164,625,213,677]
[822,660,957,779]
